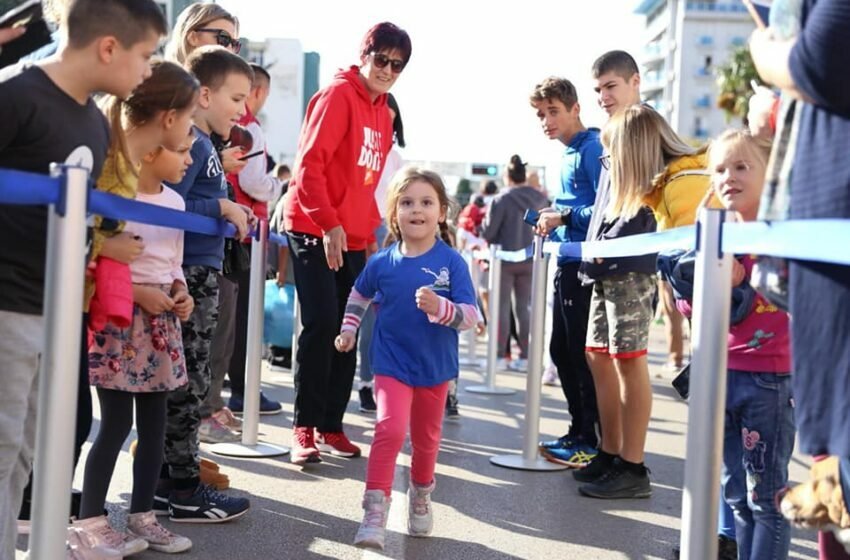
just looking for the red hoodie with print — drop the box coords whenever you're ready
[284,66,393,250]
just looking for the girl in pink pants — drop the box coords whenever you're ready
[336,168,477,550]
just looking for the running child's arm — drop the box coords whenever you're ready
[416,287,478,331]
[335,287,373,352]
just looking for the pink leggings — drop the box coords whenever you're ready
[366,375,450,496]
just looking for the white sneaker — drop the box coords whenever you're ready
[353,490,391,550]
[407,480,435,537]
[542,364,560,386]
[199,416,240,443]
[66,526,122,559]
[496,358,509,370]
[73,515,148,556]
[128,510,192,553]
[509,358,528,372]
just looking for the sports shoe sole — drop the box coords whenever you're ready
[316,443,361,458]
[231,409,282,416]
[290,452,322,465]
[169,507,249,524]
[358,406,377,414]
[578,485,652,499]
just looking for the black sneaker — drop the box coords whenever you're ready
[578,459,651,499]
[359,386,377,413]
[572,451,617,483]
[153,487,171,516]
[168,484,250,523]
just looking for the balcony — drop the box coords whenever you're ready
[641,70,667,93]
[694,127,711,139]
[694,94,713,109]
[695,66,713,78]
[642,41,667,65]
[697,35,714,47]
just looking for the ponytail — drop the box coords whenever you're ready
[100,95,135,190]
[438,220,455,248]
[507,154,527,185]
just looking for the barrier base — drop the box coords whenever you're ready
[459,357,485,368]
[466,385,516,395]
[209,441,290,458]
[490,454,568,471]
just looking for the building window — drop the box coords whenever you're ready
[698,35,714,47]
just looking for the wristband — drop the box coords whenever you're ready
[560,208,572,226]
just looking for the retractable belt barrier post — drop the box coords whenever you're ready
[211,222,289,458]
[28,166,89,560]
[467,244,515,396]
[292,292,301,364]
[491,236,566,471]
[680,210,733,560]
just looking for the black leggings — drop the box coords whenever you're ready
[79,389,168,518]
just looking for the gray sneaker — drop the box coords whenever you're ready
[408,480,435,537]
[354,490,391,550]
[199,417,240,444]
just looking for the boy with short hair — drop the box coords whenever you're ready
[155,45,255,523]
[530,77,603,467]
[0,0,166,555]
[573,50,658,499]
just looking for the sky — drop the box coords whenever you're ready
[217,0,645,189]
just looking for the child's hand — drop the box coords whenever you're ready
[731,259,747,287]
[101,232,145,264]
[220,199,254,241]
[220,146,248,174]
[415,287,440,316]
[172,289,194,322]
[136,286,175,315]
[335,331,356,352]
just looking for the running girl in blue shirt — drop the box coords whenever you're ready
[335,167,478,550]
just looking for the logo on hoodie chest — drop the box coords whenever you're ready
[357,127,383,179]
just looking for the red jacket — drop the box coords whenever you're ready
[228,108,267,223]
[284,66,392,250]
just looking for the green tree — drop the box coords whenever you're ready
[715,45,760,123]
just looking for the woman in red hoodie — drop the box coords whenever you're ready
[284,21,412,465]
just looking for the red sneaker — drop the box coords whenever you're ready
[316,431,362,458]
[291,426,321,465]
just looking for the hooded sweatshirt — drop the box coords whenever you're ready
[481,186,549,252]
[642,152,711,230]
[284,66,393,250]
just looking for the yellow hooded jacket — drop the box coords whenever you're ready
[642,152,714,231]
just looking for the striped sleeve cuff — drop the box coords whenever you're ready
[427,296,478,331]
[340,288,371,333]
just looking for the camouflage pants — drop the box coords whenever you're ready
[586,272,655,358]
[164,266,219,482]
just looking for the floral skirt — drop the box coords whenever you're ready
[89,284,187,392]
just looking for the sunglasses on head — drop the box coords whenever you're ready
[370,52,405,73]
[195,28,241,54]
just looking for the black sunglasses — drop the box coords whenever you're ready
[599,154,611,170]
[195,28,242,54]
[370,52,405,73]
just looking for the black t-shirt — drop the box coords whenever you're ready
[0,64,109,314]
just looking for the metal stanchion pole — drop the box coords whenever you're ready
[291,291,301,364]
[211,222,289,458]
[680,209,732,560]
[29,166,89,560]
[467,244,515,395]
[459,251,482,368]
[491,236,566,471]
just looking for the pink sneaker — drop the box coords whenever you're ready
[128,510,192,553]
[73,515,148,556]
[291,426,321,465]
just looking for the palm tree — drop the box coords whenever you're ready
[715,45,760,123]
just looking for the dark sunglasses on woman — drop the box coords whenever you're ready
[370,52,405,73]
[194,28,242,54]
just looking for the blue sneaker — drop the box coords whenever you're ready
[228,392,283,416]
[541,442,597,468]
[168,484,250,523]
[539,434,575,452]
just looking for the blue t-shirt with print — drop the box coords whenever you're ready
[165,126,227,269]
[550,128,603,264]
[355,239,476,387]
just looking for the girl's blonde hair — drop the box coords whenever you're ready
[165,2,238,64]
[602,104,703,220]
[706,128,772,177]
[385,167,455,247]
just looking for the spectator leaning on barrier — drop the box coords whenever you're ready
[0,0,165,556]
[571,50,659,500]
[480,155,548,372]
[283,22,411,465]
[155,46,255,524]
[749,0,850,546]
[529,76,603,468]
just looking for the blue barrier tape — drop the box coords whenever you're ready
[543,225,697,259]
[0,169,61,206]
[269,232,288,248]
[89,190,237,237]
[724,220,850,266]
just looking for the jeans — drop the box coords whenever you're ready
[722,370,795,560]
